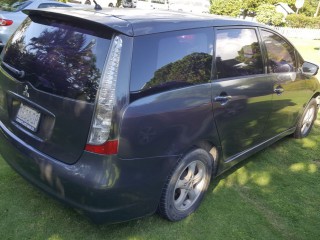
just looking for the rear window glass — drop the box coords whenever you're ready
[130,28,213,100]
[2,16,111,103]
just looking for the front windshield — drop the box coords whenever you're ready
[0,1,32,12]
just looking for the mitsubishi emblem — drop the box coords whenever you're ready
[23,85,30,98]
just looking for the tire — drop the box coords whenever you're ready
[294,98,318,138]
[158,148,213,221]
[108,3,114,7]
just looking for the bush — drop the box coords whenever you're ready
[256,4,284,26]
[286,14,320,28]
[0,0,15,7]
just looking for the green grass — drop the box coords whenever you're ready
[289,38,320,78]
[289,38,320,65]
[0,40,320,240]
[1,116,320,240]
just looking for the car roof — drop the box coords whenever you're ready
[24,8,268,37]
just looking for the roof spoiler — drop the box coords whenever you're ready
[23,8,134,36]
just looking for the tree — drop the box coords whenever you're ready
[209,0,317,18]
[256,4,284,26]
[210,0,283,17]
[210,0,243,17]
[298,0,319,16]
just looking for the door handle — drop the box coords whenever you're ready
[214,95,232,105]
[274,86,284,95]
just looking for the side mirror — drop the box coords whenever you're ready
[301,61,319,76]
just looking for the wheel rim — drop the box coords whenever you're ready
[173,160,207,211]
[301,106,315,135]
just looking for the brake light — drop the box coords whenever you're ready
[87,35,123,154]
[0,18,13,26]
[85,140,118,155]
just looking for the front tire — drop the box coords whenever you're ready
[158,148,213,221]
[294,98,318,138]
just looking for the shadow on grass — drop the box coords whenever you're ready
[51,119,320,239]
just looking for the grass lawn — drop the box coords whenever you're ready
[289,38,320,65]
[0,41,320,240]
[289,38,320,78]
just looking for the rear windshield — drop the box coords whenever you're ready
[2,16,111,103]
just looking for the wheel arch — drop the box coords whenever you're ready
[312,92,320,106]
[183,139,221,176]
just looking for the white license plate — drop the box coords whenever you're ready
[16,103,41,132]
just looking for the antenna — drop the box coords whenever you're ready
[93,0,102,10]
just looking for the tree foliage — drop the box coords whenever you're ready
[210,0,318,19]
[210,0,243,17]
[297,0,320,16]
[0,0,15,7]
[256,4,284,26]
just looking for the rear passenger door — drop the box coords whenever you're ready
[212,27,273,161]
[259,29,310,138]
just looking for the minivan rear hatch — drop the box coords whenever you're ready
[0,13,112,164]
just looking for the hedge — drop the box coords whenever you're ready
[286,14,320,29]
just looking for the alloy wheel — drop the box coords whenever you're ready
[173,160,206,211]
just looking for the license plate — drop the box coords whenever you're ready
[16,103,41,132]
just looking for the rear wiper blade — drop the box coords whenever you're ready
[1,61,25,78]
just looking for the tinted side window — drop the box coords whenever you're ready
[261,30,296,73]
[130,28,213,100]
[215,28,263,79]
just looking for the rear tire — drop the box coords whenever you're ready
[158,148,212,221]
[294,98,318,138]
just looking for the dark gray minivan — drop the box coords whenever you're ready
[0,8,319,223]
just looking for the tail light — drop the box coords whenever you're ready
[0,18,13,26]
[85,140,118,155]
[86,35,123,155]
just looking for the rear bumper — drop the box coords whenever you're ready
[0,121,178,223]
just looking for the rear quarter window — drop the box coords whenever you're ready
[2,16,111,103]
[130,28,214,101]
